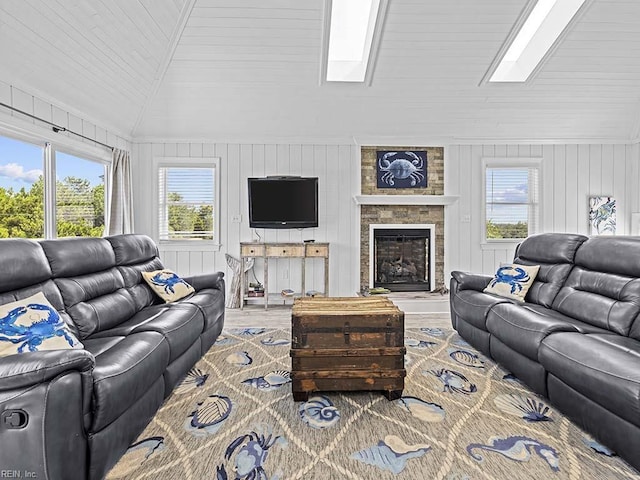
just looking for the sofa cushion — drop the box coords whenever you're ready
[552,237,640,335]
[0,239,52,293]
[107,234,158,266]
[483,264,539,302]
[40,237,116,278]
[82,331,169,432]
[451,289,510,332]
[142,269,195,303]
[89,304,204,363]
[486,303,608,361]
[0,292,83,357]
[513,233,587,307]
[539,332,640,429]
[180,289,225,331]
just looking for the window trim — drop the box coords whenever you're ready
[152,157,221,251]
[481,157,543,244]
[0,128,110,239]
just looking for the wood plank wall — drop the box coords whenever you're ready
[445,144,640,278]
[132,142,361,297]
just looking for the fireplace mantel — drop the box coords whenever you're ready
[353,195,459,206]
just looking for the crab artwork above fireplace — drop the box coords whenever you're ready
[369,224,436,292]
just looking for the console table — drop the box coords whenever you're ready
[240,242,330,310]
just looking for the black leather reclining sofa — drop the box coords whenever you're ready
[0,234,225,479]
[450,233,640,471]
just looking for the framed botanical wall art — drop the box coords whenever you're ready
[376,151,427,188]
[589,196,616,235]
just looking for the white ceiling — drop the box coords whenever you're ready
[1,0,640,143]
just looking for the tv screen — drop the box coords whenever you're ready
[248,176,318,229]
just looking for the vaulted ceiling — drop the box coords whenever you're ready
[1,0,639,143]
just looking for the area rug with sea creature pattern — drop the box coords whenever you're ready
[107,327,639,480]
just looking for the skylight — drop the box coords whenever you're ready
[326,0,381,83]
[489,0,586,82]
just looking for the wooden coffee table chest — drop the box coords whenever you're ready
[290,296,405,401]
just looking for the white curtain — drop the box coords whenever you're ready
[105,148,134,235]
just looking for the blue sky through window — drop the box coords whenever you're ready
[0,136,104,190]
[486,168,529,224]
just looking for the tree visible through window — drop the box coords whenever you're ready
[56,152,105,237]
[485,166,539,240]
[158,167,215,241]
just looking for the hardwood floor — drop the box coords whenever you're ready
[224,305,452,329]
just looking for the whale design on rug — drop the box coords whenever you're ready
[174,367,209,394]
[467,435,560,472]
[299,395,340,429]
[420,327,445,337]
[493,394,552,422]
[242,371,291,391]
[582,436,616,456]
[185,394,232,437]
[351,435,431,474]
[230,327,266,336]
[260,337,290,346]
[214,335,238,345]
[405,338,438,348]
[216,424,287,480]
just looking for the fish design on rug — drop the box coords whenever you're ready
[260,337,290,346]
[225,351,253,366]
[230,328,266,336]
[216,424,287,480]
[397,396,445,423]
[405,338,438,348]
[351,435,431,474]
[420,327,445,337]
[582,436,616,456]
[299,395,340,429]
[494,394,552,422]
[184,394,232,437]
[467,435,560,472]
[447,348,485,368]
[427,368,477,395]
[242,371,291,391]
[174,367,209,395]
[214,335,237,345]
[111,437,165,476]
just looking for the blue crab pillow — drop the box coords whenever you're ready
[0,292,83,358]
[142,269,195,303]
[483,263,540,302]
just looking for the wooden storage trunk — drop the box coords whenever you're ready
[290,296,405,401]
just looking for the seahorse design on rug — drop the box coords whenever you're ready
[466,435,559,472]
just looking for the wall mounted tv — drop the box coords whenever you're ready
[248,176,318,229]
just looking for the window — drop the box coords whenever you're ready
[156,158,220,245]
[0,133,107,239]
[56,152,106,237]
[484,161,540,241]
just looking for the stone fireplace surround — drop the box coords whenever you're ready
[358,146,453,292]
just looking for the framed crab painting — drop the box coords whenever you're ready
[376,150,428,188]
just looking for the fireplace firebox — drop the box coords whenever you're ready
[372,227,431,292]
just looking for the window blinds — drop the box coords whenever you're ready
[158,167,215,240]
[485,167,539,239]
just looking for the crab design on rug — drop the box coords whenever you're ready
[216,424,287,480]
[0,302,77,353]
[487,266,530,294]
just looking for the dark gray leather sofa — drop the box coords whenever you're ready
[0,234,225,479]
[450,233,640,471]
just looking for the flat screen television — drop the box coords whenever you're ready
[248,176,318,229]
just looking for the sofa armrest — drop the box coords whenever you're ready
[0,349,94,480]
[184,271,225,292]
[451,271,493,292]
[0,349,94,391]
